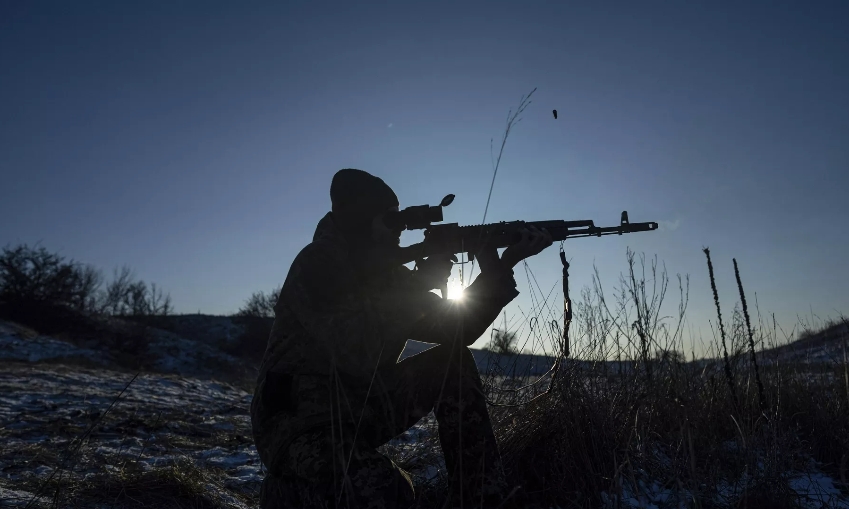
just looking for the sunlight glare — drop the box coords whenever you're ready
[446,279,464,300]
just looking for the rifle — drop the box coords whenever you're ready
[387,194,659,264]
[382,195,659,357]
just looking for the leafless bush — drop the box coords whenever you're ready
[99,265,172,317]
[486,329,518,355]
[236,288,280,318]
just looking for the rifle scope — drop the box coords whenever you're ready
[383,194,455,231]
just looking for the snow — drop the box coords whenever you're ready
[144,326,242,377]
[0,322,113,366]
[601,464,849,509]
[0,318,246,380]
[790,470,849,509]
[0,362,261,505]
[601,477,694,509]
[0,486,50,507]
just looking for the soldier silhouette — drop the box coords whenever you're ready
[250,169,552,508]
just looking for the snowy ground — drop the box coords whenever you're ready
[1,319,846,508]
[0,319,246,380]
[0,361,438,508]
[601,469,849,509]
[0,362,260,507]
[0,321,113,366]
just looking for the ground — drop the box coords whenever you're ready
[1,317,847,508]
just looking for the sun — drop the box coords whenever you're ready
[446,279,465,300]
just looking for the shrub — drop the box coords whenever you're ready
[225,288,280,362]
[99,265,172,317]
[226,315,274,362]
[235,288,280,318]
[486,329,519,355]
[0,244,173,341]
[0,244,103,313]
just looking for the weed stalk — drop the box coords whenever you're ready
[733,258,766,413]
[703,247,739,413]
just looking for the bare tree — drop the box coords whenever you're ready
[148,283,173,316]
[237,287,280,318]
[76,265,103,312]
[100,266,135,315]
[97,266,172,317]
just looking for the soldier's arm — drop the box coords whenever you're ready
[407,266,519,346]
[281,243,431,375]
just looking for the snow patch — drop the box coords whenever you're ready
[0,325,112,365]
[790,470,849,509]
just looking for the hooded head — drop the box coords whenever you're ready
[330,169,400,246]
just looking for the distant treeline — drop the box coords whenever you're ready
[0,243,173,319]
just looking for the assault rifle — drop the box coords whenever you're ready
[386,194,659,265]
[381,195,659,353]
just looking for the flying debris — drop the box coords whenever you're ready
[552,109,558,119]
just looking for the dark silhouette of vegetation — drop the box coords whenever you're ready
[0,244,102,313]
[703,247,739,413]
[224,287,280,361]
[734,257,766,413]
[0,244,172,320]
[99,265,173,317]
[235,288,279,318]
[486,329,519,355]
[479,251,849,509]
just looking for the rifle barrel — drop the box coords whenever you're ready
[536,220,658,242]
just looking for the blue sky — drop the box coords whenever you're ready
[2,1,847,355]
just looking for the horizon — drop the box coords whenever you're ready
[2,1,847,357]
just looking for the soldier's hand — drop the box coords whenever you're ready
[415,254,457,291]
[501,226,553,269]
[475,245,502,274]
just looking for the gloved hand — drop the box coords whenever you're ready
[472,226,552,275]
[413,254,457,291]
[501,226,553,269]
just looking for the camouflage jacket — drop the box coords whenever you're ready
[251,212,519,472]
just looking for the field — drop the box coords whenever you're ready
[1,314,847,508]
[0,245,847,508]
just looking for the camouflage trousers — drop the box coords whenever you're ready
[259,343,507,509]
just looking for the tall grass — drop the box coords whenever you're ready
[402,250,849,508]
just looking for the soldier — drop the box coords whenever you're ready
[251,169,552,508]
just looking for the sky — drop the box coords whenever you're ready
[1,1,847,356]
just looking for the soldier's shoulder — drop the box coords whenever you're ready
[285,239,352,294]
[292,238,347,269]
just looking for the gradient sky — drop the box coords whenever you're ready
[2,1,847,356]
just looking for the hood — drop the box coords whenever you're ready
[313,212,345,244]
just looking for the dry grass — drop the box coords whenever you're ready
[15,459,245,509]
[455,251,849,508]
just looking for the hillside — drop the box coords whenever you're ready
[4,312,846,384]
[0,314,564,381]
[759,320,849,365]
